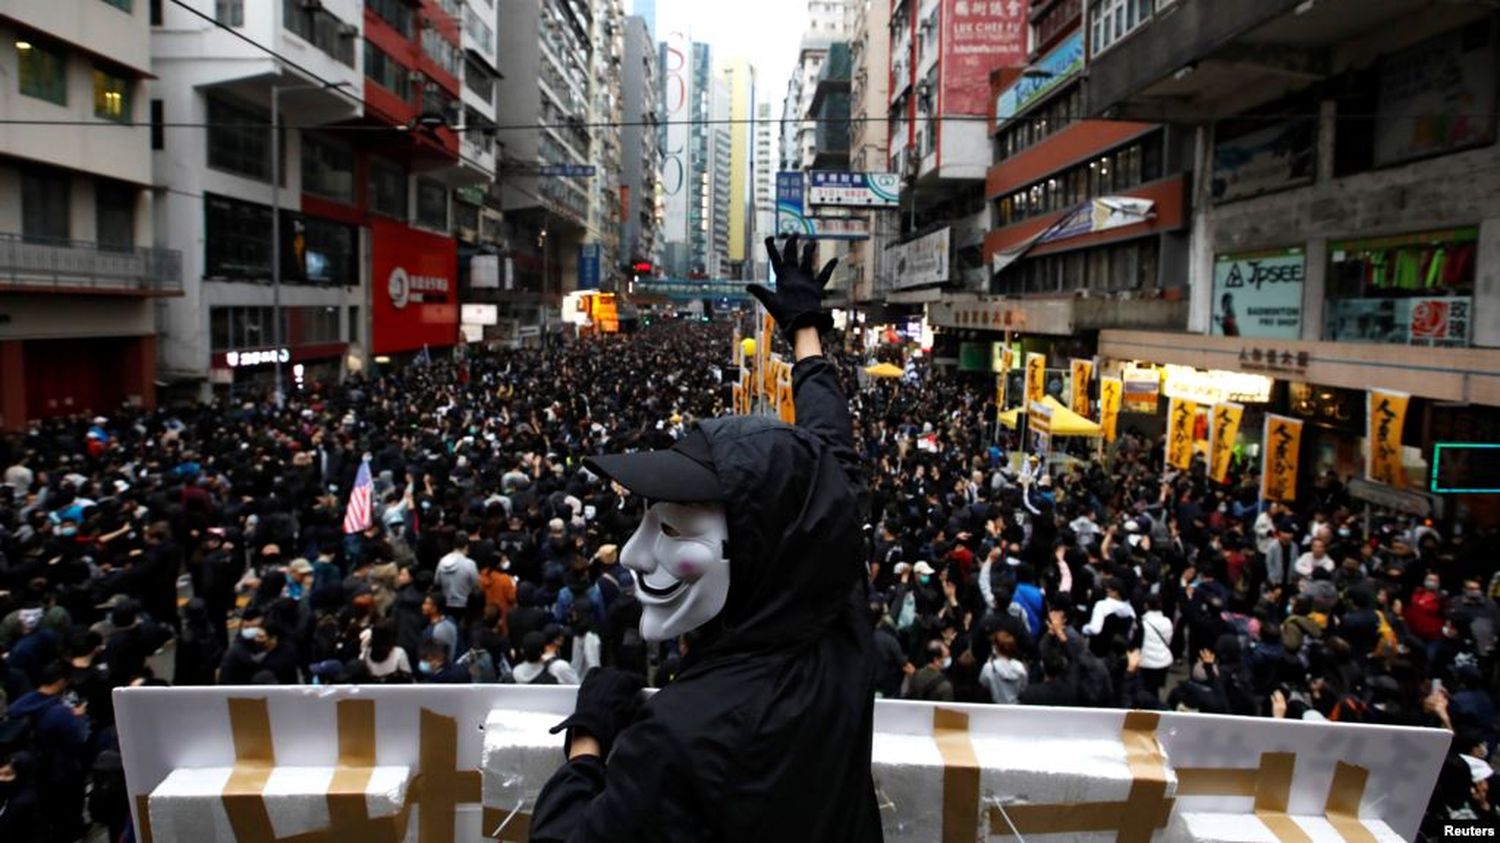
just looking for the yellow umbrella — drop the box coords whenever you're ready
[865,362,905,379]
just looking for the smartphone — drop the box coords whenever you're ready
[1431,678,1444,695]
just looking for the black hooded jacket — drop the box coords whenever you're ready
[530,354,882,842]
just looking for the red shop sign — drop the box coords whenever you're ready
[371,218,458,355]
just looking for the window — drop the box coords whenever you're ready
[96,179,136,251]
[22,168,71,242]
[207,96,273,181]
[150,0,162,25]
[369,158,408,219]
[301,134,355,202]
[465,55,495,102]
[216,0,243,27]
[17,38,67,105]
[420,77,457,122]
[364,40,411,100]
[205,193,273,279]
[150,99,165,149]
[416,178,448,230]
[366,0,413,37]
[296,217,356,284]
[421,27,462,79]
[93,67,131,122]
[100,0,132,11]
[996,131,1164,226]
[284,1,355,67]
[348,306,360,344]
[287,306,343,344]
[1091,0,1153,55]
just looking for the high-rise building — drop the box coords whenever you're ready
[620,15,661,270]
[151,0,492,397]
[751,102,778,280]
[657,35,717,277]
[496,0,595,327]
[589,0,626,291]
[709,71,732,278]
[633,0,657,39]
[0,0,175,429]
[847,0,892,305]
[719,57,756,277]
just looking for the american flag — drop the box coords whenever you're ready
[343,457,373,534]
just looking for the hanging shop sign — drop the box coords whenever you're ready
[807,172,901,207]
[1161,364,1273,405]
[1209,402,1245,485]
[1165,397,1198,471]
[1122,367,1160,414]
[1024,352,1046,407]
[1070,359,1093,418]
[887,228,951,290]
[775,172,871,241]
[1366,389,1411,488]
[225,348,291,368]
[1261,414,1304,503]
[1099,377,1123,443]
[1211,248,1305,338]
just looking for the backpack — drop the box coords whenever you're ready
[525,661,560,685]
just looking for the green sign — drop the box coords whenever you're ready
[1432,443,1500,494]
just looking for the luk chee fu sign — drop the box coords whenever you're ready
[372,218,458,355]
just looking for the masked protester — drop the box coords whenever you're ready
[529,234,882,841]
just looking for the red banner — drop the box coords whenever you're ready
[371,218,458,355]
[942,0,1028,116]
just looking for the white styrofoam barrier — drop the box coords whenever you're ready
[147,765,409,842]
[1167,812,1405,842]
[113,686,1451,843]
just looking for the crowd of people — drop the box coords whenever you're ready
[0,320,1494,840]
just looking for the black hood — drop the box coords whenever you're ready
[689,414,861,659]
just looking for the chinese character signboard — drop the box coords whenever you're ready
[1366,388,1410,488]
[578,243,601,289]
[1324,296,1472,347]
[1070,359,1093,419]
[1212,249,1305,338]
[776,172,871,240]
[1209,402,1245,485]
[1122,368,1160,414]
[1024,352,1046,408]
[1166,397,1198,471]
[1261,414,1304,503]
[807,172,901,207]
[372,218,457,355]
[1099,377,1122,443]
[943,0,1028,117]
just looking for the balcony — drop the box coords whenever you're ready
[0,234,182,296]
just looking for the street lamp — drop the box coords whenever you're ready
[269,77,350,407]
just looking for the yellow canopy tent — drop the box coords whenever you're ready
[865,362,905,379]
[998,395,1103,437]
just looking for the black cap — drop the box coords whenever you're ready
[584,426,723,503]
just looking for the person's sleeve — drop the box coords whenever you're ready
[1083,601,1109,636]
[528,717,700,842]
[979,560,995,610]
[791,356,859,484]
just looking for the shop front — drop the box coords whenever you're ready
[208,343,349,396]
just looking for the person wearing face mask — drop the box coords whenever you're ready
[904,638,955,701]
[529,234,881,842]
[415,639,470,684]
[1408,574,1448,644]
[1450,578,1499,657]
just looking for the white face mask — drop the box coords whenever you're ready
[621,501,731,642]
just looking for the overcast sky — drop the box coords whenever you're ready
[631,0,808,110]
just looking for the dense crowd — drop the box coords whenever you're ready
[0,320,1495,841]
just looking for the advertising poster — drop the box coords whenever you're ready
[1367,389,1411,488]
[1070,359,1093,419]
[1375,22,1497,167]
[1166,397,1199,471]
[941,0,1028,117]
[1122,368,1160,414]
[1211,249,1305,338]
[1324,296,1473,347]
[888,227,951,290]
[1209,402,1245,485]
[371,218,458,355]
[994,31,1084,131]
[1024,352,1046,408]
[1261,414,1304,503]
[1099,377,1122,443]
[660,31,692,244]
[807,172,901,207]
[1211,118,1316,203]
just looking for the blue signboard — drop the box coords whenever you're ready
[807,171,901,207]
[540,164,597,177]
[775,171,871,241]
[578,243,601,289]
[994,31,1084,131]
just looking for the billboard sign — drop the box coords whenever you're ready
[887,227,950,290]
[775,172,871,240]
[578,243,601,289]
[807,172,901,207]
[994,30,1084,131]
[372,218,458,355]
[942,0,1028,117]
[1211,248,1305,338]
[660,32,692,244]
[1211,118,1316,203]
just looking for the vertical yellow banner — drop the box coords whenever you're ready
[756,313,776,400]
[1070,359,1094,418]
[1367,389,1410,488]
[776,380,796,423]
[732,324,744,369]
[1208,402,1244,485]
[1024,352,1046,408]
[731,383,744,415]
[1099,377,1123,443]
[1261,414,1304,502]
[1166,397,1199,471]
[997,347,1014,409]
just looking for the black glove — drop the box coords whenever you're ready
[548,667,644,759]
[746,234,837,340]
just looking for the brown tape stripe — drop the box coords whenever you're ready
[1176,766,1260,796]
[933,708,981,843]
[1325,762,1377,843]
[988,710,1172,839]
[417,707,483,842]
[135,794,154,843]
[223,697,277,842]
[327,699,377,833]
[1254,752,1313,843]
